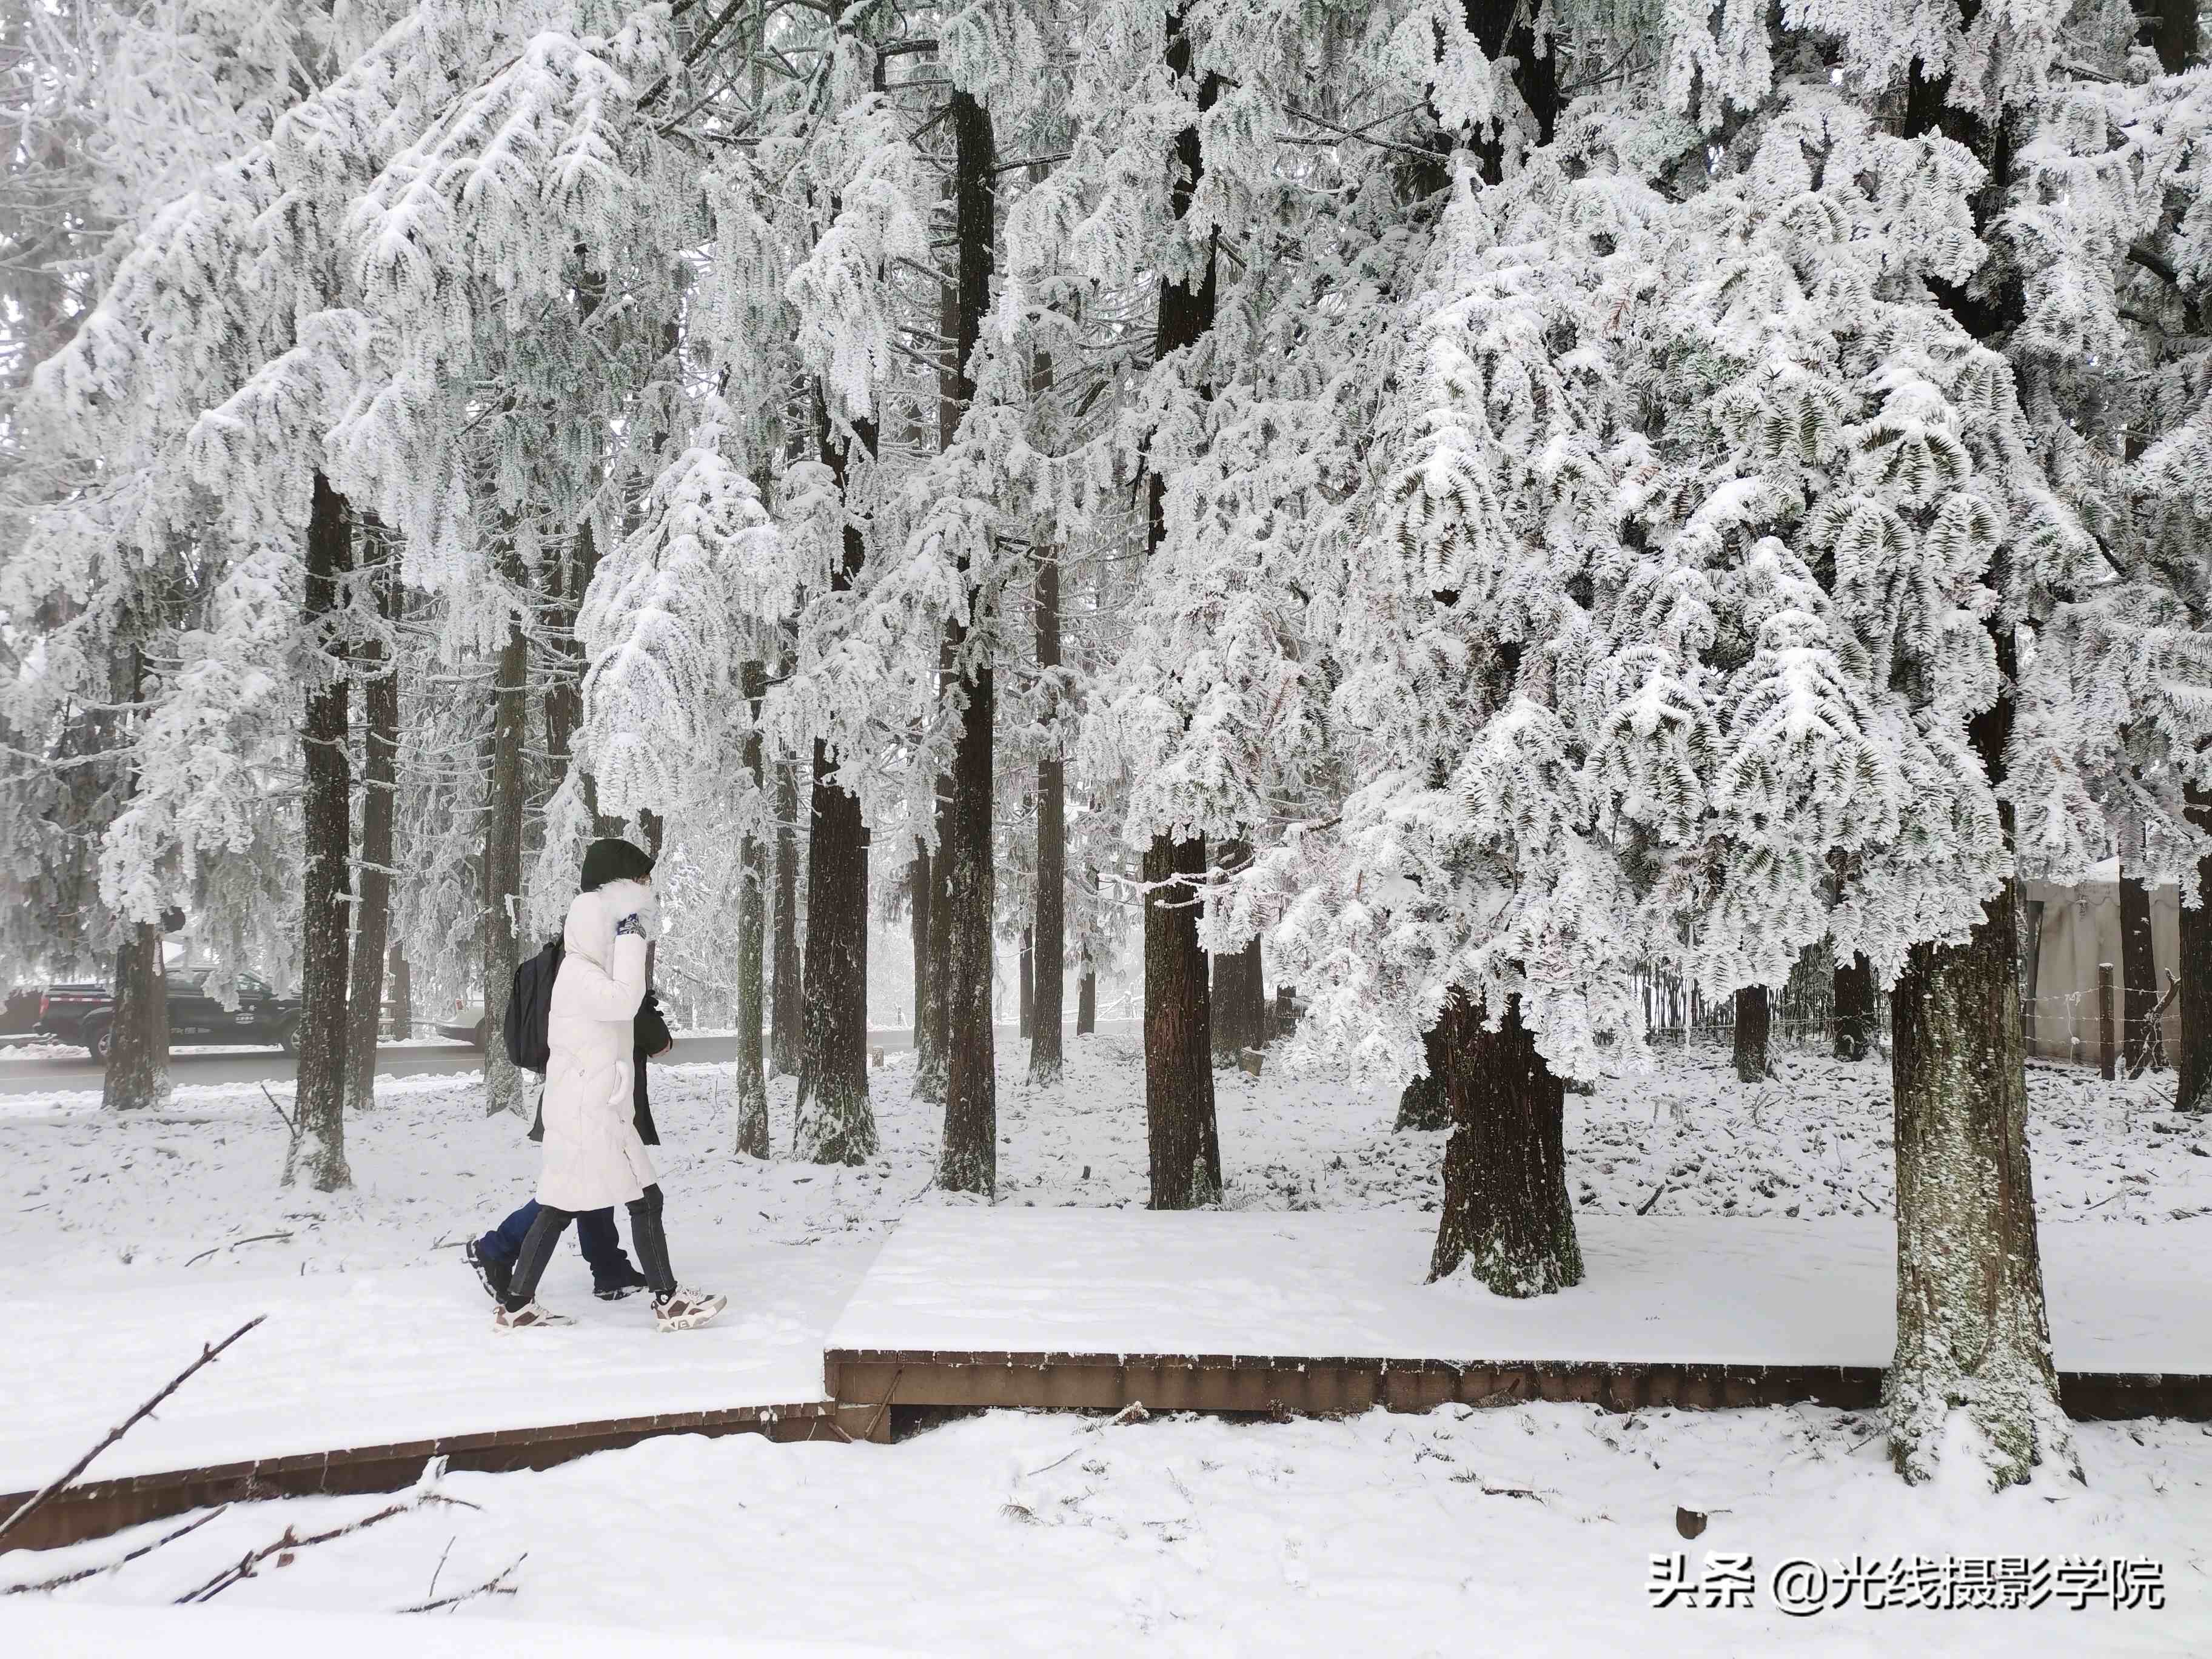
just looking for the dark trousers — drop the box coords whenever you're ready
[503,1184,675,1312]
[478,1200,633,1287]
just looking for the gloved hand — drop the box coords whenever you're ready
[610,879,659,941]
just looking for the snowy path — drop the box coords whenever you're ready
[0,1239,874,1492]
[830,1209,2212,1373]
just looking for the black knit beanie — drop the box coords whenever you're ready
[580,837,654,893]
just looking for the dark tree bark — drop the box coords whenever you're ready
[1141,7,1223,1204]
[1031,548,1066,1083]
[936,83,998,1196]
[344,537,398,1117]
[2118,845,2159,1071]
[916,785,951,1103]
[2182,786,2212,1112]
[1209,840,1260,1065]
[1395,1020,1453,1131]
[771,754,803,1077]
[735,660,771,1158]
[286,472,355,1191]
[1428,993,1581,1295]
[910,840,930,1037]
[1732,985,1771,1083]
[480,561,528,1120]
[1145,833,1221,1205]
[1888,27,2071,1488]
[1018,928,1033,1041]
[103,642,170,1113]
[1077,945,1096,1036]
[794,383,879,1164]
[1834,952,1877,1061]
[2142,0,2200,72]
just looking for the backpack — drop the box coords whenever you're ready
[504,938,564,1074]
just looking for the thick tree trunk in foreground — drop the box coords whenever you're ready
[734,660,771,1158]
[104,921,170,1113]
[1834,952,1877,1061]
[480,577,528,1120]
[287,472,354,1191]
[1141,7,1222,1207]
[1885,876,2072,1487]
[2180,786,2212,1113]
[344,543,398,1116]
[1395,1022,1453,1130]
[1428,993,1580,1294]
[936,83,998,1196]
[2118,847,2159,1071]
[1732,985,1771,1083]
[1145,832,1221,1207]
[770,754,803,1078]
[1031,551,1066,1084]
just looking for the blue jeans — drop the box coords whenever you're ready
[478,1200,635,1288]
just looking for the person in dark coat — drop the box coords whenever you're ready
[463,839,673,1304]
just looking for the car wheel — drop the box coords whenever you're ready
[278,1019,301,1056]
[87,1024,112,1064]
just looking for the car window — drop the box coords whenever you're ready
[239,973,268,997]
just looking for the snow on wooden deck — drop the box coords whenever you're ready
[0,1239,873,1492]
[825,1209,2212,1375]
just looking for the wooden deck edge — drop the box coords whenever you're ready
[823,1349,2212,1423]
[0,1397,858,1558]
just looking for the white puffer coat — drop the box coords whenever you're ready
[537,879,657,1212]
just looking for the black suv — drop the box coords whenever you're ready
[36,971,303,1062]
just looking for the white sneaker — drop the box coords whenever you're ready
[494,1301,575,1331]
[652,1289,726,1332]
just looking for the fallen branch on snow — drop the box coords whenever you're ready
[0,1315,266,1546]
[397,1551,526,1613]
[175,1478,480,1604]
[5,1506,232,1595]
[184,1232,293,1268]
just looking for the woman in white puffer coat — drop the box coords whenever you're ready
[496,839,725,1333]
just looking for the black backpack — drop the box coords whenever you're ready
[504,938,564,1073]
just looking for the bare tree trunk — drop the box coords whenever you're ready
[286,472,354,1191]
[794,380,879,1164]
[2180,786,2212,1113]
[103,642,170,1113]
[731,659,771,1158]
[2119,836,2159,1071]
[1732,985,1770,1083]
[936,82,998,1196]
[1031,549,1066,1083]
[1834,952,1876,1060]
[910,840,930,1037]
[1141,7,1222,1204]
[2142,0,2200,72]
[917,782,953,1103]
[480,566,528,1120]
[1077,946,1096,1036]
[387,946,411,1041]
[344,536,398,1116]
[1018,929,1033,1040]
[1429,993,1580,1294]
[771,754,803,1077]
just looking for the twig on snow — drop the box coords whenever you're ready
[184,1232,293,1268]
[424,1534,455,1603]
[258,1084,298,1138]
[1019,1402,1151,1480]
[399,1550,525,1613]
[1636,1181,1667,1216]
[0,1316,266,1546]
[5,1505,231,1594]
[175,1486,479,1604]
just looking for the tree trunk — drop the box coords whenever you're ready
[344,538,398,1117]
[102,643,170,1114]
[917,782,953,1103]
[1395,1021,1452,1130]
[1031,549,1066,1083]
[936,83,998,1196]
[480,569,528,1120]
[2142,0,2200,73]
[1144,832,1220,1206]
[104,922,170,1113]
[1077,947,1096,1036]
[1834,952,1876,1061]
[1428,993,1581,1295]
[2119,842,2159,1071]
[1018,928,1033,1041]
[910,840,930,1036]
[793,379,879,1165]
[734,660,771,1158]
[1885,876,2073,1486]
[1732,985,1771,1083]
[771,754,803,1077]
[286,472,354,1191]
[1140,7,1222,1207]
[387,946,411,1041]
[2181,786,2212,1112]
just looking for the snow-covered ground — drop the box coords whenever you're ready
[3,1037,2210,1652]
